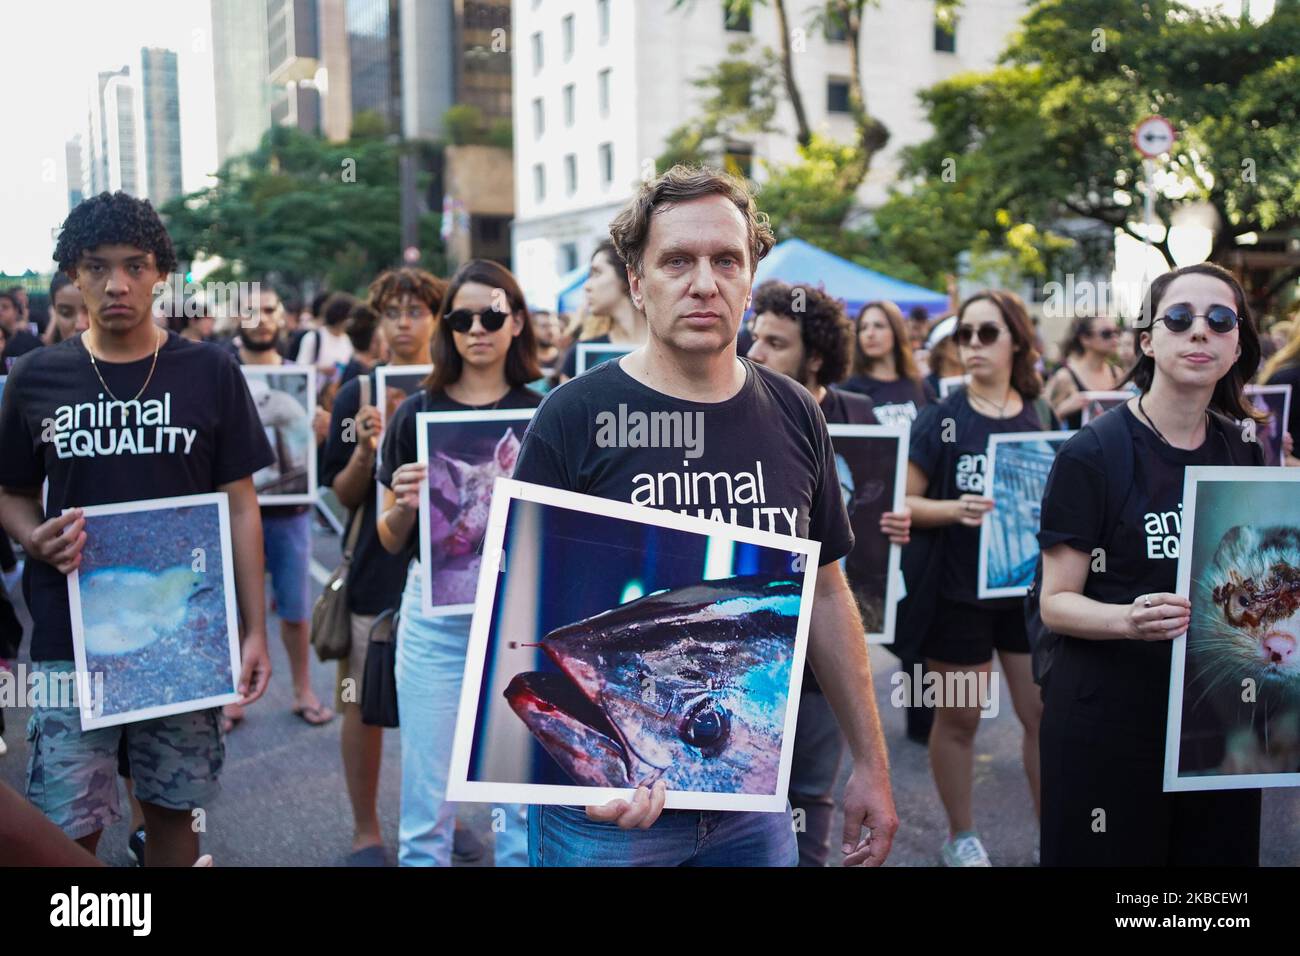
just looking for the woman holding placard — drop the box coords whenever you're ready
[1044,314,1125,429]
[1037,262,1267,866]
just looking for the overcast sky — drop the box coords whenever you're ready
[0,0,217,275]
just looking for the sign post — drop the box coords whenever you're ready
[1133,116,1177,319]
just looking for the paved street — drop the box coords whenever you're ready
[3,517,1298,867]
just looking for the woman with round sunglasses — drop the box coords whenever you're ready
[1037,262,1267,866]
[1044,314,1125,429]
[903,291,1055,866]
[376,260,543,867]
[557,240,647,383]
[841,299,935,427]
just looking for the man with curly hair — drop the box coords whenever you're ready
[746,278,912,865]
[0,191,275,865]
[514,166,900,867]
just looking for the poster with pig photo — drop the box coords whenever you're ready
[375,365,433,518]
[416,409,537,616]
[447,478,820,812]
[827,423,909,643]
[241,366,317,505]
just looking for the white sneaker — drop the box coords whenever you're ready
[0,735,8,758]
[941,832,992,867]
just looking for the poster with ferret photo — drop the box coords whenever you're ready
[1167,468,1300,791]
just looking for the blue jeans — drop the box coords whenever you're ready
[394,562,527,867]
[528,804,799,867]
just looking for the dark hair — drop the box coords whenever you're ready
[321,292,357,328]
[853,300,922,383]
[53,191,177,276]
[591,240,632,295]
[310,292,330,317]
[1060,313,1114,358]
[908,305,930,324]
[750,280,853,387]
[367,267,448,316]
[1124,262,1264,422]
[956,290,1044,400]
[608,164,775,277]
[50,273,74,299]
[346,304,380,352]
[0,291,18,311]
[424,259,542,393]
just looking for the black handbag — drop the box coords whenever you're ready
[361,608,400,727]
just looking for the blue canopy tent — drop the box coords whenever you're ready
[751,238,949,317]
[555,266,589,314]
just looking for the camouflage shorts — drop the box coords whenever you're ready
[25,660,224,840]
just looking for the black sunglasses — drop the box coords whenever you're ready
[955,322,1004,347]
[445,308,509,334]
[1156,304,1239,335]
[1090,328,1118,340]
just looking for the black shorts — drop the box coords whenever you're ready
[924,598,1030,665]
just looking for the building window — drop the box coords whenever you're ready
[531,31,544,73]
[561,242,579,272]
[532,97,544,138]
[533,163,545,202]
[827,78,851,114]
[564,83,576,126]
[599,142,613,186]
[824,13,848,43]
[934,18,956,53]
[597,0,610,43]
[598,69,611,117]
[563,14,575,61]
[564,153,577,194]
[724,142,754,180]
[724,6,751,31]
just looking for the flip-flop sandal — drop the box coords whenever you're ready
[292,703,335,726]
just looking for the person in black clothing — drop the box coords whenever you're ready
[904,290,1055,867]
[0,290,42,371]
[376,259,542,867]
[1261,319,1300,466]
[1038,263,1269,866]
[322,265,447,865]
[747,278,912,866]
[1043,313,1124,429]
[0,191,274,865]
[557,240,647,382]
[842,299,935,427]
[338,303,388,387]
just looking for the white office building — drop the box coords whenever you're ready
[510,0,1026,308]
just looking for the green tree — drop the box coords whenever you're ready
[161,125,442,295]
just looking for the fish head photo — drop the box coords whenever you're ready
[451,485,818,811]
[504,576,800,794]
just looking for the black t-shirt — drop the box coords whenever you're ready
[1264,363,1300,453]
[377,383,544,562]
[839,374,932,428]
[819,385,878,426]
[909,389,1046,606]
[1037,403,1250,722]
[559,334,611,380]
[2,329,42,371]
[514,357,853,561]
[0,332,274,661]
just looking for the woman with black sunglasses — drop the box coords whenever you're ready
[1037,262,1267,866]
[375,260,543,867]
[1044,314,1125,429]
[901,291,1057,866]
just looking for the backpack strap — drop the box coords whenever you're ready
[1083,404,1136,542]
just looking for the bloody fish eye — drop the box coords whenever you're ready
[679,698,730,756]
[1238,595,1250,607]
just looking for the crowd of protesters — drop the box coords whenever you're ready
[2,169,1300,870]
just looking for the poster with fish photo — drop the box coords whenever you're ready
[977,431,1074,599]
[375,365,433,517]
[1167,468,1300,791]
[66,493,242,731]
[576,342,636,376]
[415,409,537,617]
[1244,384,1292,468]
[1078,389,1133,426]
[447,479,820,812]
[828,423,909,644]
[241,366,317,504]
